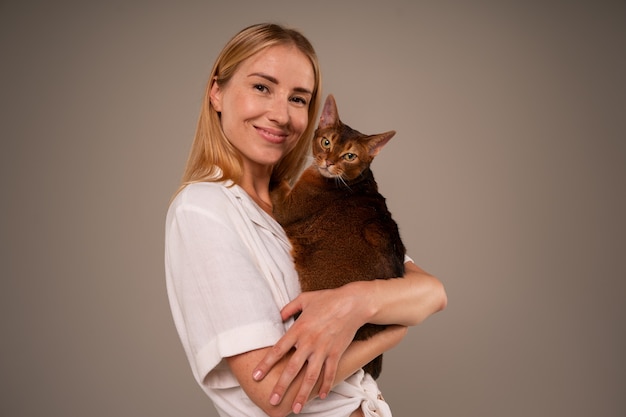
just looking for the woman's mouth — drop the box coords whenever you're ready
[256,126,288,144]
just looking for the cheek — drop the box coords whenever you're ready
[284,109,309,149]
[219,95,253,137]
[291,111,310,142]
[218,110,237,140]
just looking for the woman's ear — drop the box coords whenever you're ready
[209,78,222,112]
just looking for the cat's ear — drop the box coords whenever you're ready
[319,94,338,129]
[367,130,396,157]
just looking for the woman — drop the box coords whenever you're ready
[165,23,447,417]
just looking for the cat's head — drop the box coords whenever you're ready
[312,94,395,181]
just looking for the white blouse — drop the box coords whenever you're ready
[165,182,392,416]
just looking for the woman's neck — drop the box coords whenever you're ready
[240,171,273,215]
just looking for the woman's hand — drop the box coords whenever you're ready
[250,261,446,413]
[252,282,373,410]
[228,321,407,416]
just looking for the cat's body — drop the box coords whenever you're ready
[271,95,405,379]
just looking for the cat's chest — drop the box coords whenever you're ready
[287,191,385,232]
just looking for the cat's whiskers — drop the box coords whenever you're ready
[335,175,352,191]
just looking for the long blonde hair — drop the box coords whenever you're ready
[178,23,322,194]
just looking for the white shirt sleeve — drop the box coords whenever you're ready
[165,184,286,388]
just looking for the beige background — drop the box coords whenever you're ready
[1,1,624,416]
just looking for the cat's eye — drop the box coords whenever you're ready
[343,153,357,161]
[321,138,331,149]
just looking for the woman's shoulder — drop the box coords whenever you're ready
[178,181,227,198]
[169,182,237,213]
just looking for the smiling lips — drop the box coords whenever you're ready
[256,125,289,144]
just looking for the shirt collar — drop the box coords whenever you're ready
[227,184,291,246]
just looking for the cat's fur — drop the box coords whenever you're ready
[271,94,405,379]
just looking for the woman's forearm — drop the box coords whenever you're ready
[248,261,446,415]
[228,325,407,417]
[356,261,447,327]
[333,324,408,384]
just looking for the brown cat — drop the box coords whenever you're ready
[271,94,405,379]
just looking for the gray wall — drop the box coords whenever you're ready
[1,1,624,416]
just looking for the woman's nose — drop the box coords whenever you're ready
[267,98,289,125]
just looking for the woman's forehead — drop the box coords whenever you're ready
[239,44,315,91]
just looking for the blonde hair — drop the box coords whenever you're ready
[178,23,322,194]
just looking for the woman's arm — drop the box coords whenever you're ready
[227,325,408,417]
[252,261,447,412]
[365,261,448,326]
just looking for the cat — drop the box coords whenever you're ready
[271,94,406,379]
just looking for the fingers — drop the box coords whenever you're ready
[252,296,307,381]
[290,353,325,413]
[252,333,296,382]
[318,355,338,400]
[252,289,357,413]
[280,295,304,321]
[288,345,342,413]
[267,343,311,408]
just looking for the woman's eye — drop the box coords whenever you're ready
[290,96,308,106]
[343,153,356,161]
[254,84,268,93]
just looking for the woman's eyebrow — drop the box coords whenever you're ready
[249,72,313,96]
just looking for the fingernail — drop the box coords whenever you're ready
[293,402,303,414]
[270,393,281,405]
[253,370,263,381]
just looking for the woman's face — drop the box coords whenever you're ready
[210,44,315,175]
